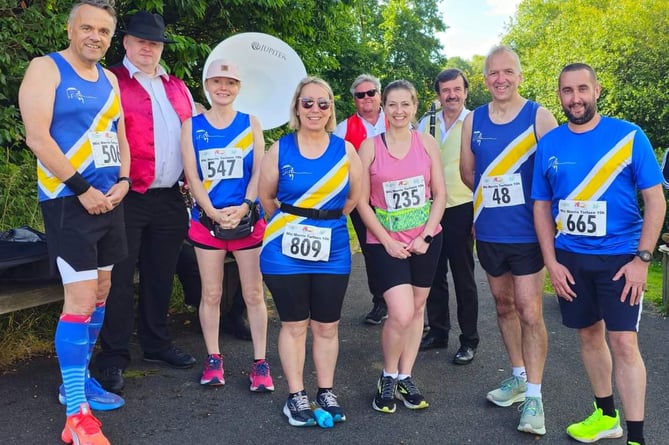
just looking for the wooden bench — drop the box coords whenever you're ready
[0,281,65,315]
[659,244,669,308]
[0,256,239,316]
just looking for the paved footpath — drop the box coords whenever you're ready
[1,253,667,444]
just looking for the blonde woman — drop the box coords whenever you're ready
[258,77,362,426]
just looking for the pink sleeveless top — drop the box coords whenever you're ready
[367,130,441,244]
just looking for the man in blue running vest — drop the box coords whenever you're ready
[19,1,130,442]
[460,45,557,437]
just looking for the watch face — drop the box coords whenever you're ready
[638,250,652,262]
[424,235,433,244]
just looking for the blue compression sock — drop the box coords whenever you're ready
[55,313,90,416]
[86,303,105,377]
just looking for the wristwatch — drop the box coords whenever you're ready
[636,250,653,262]
[117,176,132,188]
[423,234,433,244]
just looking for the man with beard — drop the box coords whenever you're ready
[417,69,479,364]
[532,63,664,445]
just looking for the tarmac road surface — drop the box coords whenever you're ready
[1,253,667,444]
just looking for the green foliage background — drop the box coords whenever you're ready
[1,0,668,367]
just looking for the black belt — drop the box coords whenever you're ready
[280,203,343,220]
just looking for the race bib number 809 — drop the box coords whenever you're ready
[281,223,332,262]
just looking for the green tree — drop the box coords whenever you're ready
[1,0,447,230]
[503,0,669,149]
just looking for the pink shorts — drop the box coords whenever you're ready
[188,218,266,251]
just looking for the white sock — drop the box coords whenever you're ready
[383,369,399,379]
[397,374,411,381]
[512,367,527,380]
[526,382,542,398]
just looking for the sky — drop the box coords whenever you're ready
[438,0,521,60]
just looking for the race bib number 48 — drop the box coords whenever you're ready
[558,200,607,236]
[89,131,120,168]
[481,173,525,208]
[199,147,243,180]
[282,223,332,262]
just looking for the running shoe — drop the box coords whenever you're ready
[396,376,429,409]
[61,403,110,445]
[200,354,225,386]
[517,396,546,435]
[249,359,275,392]
[283,392,316,427]
[372,374,397,413]
[364,302,388,325]
[316,389,346,422]
[58,377,125,411]
[486,375,527,407]
[566,404,623,443]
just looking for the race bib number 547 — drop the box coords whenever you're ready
[199,148,243,180]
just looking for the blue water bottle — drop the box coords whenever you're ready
[310,402,334,428]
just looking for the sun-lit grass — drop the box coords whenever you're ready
[0,303,59,370]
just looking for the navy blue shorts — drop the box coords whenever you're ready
[367,231,443,294]
[555,249,641,332]
[263,273,349,323]
[476,240,544,277]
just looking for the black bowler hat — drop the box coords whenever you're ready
[121,11,174,43]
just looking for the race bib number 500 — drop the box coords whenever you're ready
[281,223,332,262]
[89,131,120,168]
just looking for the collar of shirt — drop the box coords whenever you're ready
[357,109,386,136]
[437,107,469,134]
[419,107,470,142]
[122,56,184,189]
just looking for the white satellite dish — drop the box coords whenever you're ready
[203,32,307,130]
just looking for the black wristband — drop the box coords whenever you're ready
[117,176,132,188]
[243,198,254,209]
[64,172,91,195]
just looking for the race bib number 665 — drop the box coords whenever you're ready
[558,200,607,236]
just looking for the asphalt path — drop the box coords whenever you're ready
[1,253,667,444]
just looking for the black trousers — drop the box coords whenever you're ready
[96,186,188,370]
[349,208,384,305]
[425,202,479,348]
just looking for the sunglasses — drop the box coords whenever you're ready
[354,89,378,99]
[300,98,332,111]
